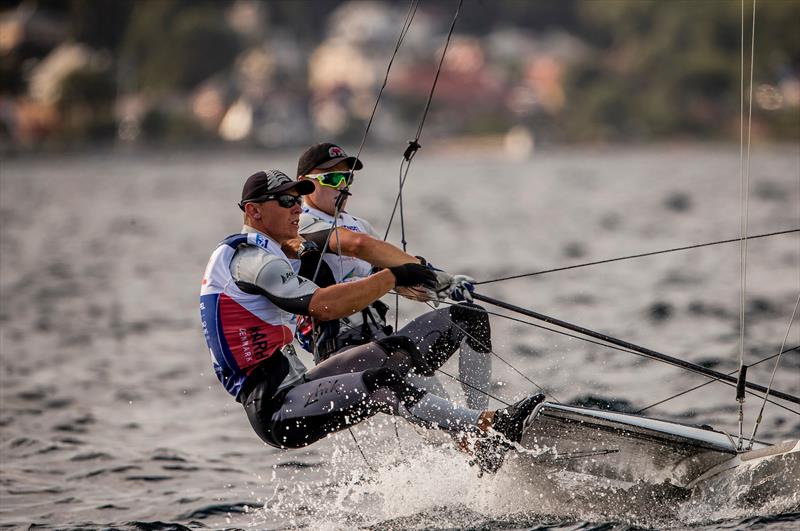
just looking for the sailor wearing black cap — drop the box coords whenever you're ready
[199,169,538,461]
[294,143,493,411]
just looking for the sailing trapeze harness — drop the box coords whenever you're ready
[200,233,302,400]
[297,299,392,362]
[296,206,393,361]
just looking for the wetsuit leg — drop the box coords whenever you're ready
[245,340,483,448]
[396,303,492,368]
[268,371,387,448]
[305,340,411,379]
[245,342,423,448]
[396,303,492,409]
[459,342,491,410]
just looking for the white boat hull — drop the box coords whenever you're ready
[517,402,799,491]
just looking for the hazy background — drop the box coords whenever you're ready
[1,0,798,152]
[1,1,799,529]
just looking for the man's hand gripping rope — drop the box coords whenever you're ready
[422,258,476,304]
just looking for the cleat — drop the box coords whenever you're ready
[473,393,545,474]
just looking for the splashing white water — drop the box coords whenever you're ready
[250,417,798,530]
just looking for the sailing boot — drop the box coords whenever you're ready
[472,393,545,474]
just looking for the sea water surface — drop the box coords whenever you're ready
[1,145,799,529]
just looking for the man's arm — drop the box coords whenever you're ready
[308,263,439,319]
[302,227,421,268]
[307,269,395,320]
[234,248,432,321]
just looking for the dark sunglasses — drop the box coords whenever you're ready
[241,193,303,210]
[306,171,353,189]
[265,194,304,208]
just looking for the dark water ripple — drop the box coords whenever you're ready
[177,501,260,520]
[2,148,798,529]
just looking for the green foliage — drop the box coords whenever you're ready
[563,0,799,141]
[6,0,797,145]
[121,0,241,92]
[58,67,116,107]
[56,66,117,141]
[141,106,212,142]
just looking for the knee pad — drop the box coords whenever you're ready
[376,335,435,376]
[449,303,492,353]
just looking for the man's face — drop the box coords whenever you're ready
[301,161,353,215]
[248,191,303,243]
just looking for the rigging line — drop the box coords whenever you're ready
[399,159,408,251]
[383,158,413,241]
[425,296,800,416]
[748,293,800,445]
[310,0,420,284]
[393,161,410,339]
[738,0,757,387]
[426,296,799,410]
[423,300,563,403]
[384,0,463,239]
[549,449,620,461]
[391,296,798,416]
[738,0,745,370]
[306,211,342,362]
[349,0,420,176]
[637,345,800,414]
[475,229,799,285]
[384,1,463,392]
[309,1,420,367]
[422,296,646,358]
[413,0,463,141]
[736,0,757,449]
[348,427,375,471]
[436,368,512,407]
[472,292,800,405]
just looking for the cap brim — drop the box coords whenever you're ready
[273,179,315,195]
[316,156,364,171]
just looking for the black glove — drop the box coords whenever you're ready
[388,263,437,288]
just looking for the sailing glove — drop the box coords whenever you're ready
[388,263,437,288]
[448,274,476,303]
[431,270,476,303]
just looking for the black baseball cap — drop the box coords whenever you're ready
[296,143,364,177]
[239,169,315,211]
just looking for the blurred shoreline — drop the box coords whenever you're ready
[3,137,799,162]
[2,1,798,153]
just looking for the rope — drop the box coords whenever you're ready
[748,293,800,446]
[349,0,420,176]
[310,0,421,465]
[422,300,562,403]
[429,297,800,416]
[309,0,420,284]
[442,294,800,412]
[348,427,375,471]
[381,0,464,418]
[637,345,800,414]
[383,0,464,241]
[308,0,421,344]
[475,229,799,285]
[736,0,757,449]
[436,368,512,407]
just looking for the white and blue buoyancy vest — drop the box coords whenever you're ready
[200,232,307,400]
